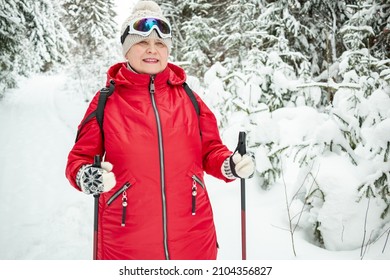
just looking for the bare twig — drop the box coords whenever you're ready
[292,168,320,234]
[361,231,374,260]
[360,197,371,259]
[281,157,297,257]
[382,228,390,253]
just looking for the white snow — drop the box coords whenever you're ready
[0,73,388,262]
[1,0,389,278]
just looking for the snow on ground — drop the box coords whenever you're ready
[0,73,389,262]
[0,74,91,259]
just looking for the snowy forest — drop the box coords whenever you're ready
[1,0,390,259]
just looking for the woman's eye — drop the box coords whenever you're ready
[138,41,148,45]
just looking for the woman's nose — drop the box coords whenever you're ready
[146,43,157,53]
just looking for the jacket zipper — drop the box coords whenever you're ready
[107,182,131,226]
[149,76,170,260]
[107,182,131,205]
[121,189,128,227]
[191,175,205,215]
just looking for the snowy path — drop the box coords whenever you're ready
[0,74,293,260]
[0,75,92,259]
[0,74,388,260]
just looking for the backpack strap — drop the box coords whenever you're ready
[96,80,115,133]
[75,81,198,143]
[183,82,200,116]
[75,80,115,143]
[183,82,201,136]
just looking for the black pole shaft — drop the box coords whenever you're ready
[237,132,247,260]
[92,155,101,260]
[241,177,246,260]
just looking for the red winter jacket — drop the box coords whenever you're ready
[65,62,233,260]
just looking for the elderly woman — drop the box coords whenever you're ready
[65,0,254,260]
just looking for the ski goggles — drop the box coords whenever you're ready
[121,17,172,44]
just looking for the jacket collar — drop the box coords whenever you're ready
[106,62,186,89]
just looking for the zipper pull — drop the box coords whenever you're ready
[121,190,128,227]
[149,75,155,94]
[192,179,197,215]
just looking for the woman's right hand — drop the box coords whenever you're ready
[76,162,116,195]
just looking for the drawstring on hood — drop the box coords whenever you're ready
[127,62,139,73]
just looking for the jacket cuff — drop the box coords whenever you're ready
[221,156,236,180]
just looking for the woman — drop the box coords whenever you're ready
[65,0,255,260]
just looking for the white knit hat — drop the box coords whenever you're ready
[120,1,172,57]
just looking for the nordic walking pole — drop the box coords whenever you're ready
[237,131,247,260]
[92,155,101,260]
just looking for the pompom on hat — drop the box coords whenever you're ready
[120,1,173,57]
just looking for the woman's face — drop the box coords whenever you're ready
[125,38,169,75]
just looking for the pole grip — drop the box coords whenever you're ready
[93,155,101,168]
[237,131,246,156]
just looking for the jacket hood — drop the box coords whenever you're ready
[106,62,187,89]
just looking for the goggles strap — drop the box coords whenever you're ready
[121,26,165,44]
[121,26,130,44]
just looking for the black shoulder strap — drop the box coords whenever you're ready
[96,80,115,133]
[183,82,200,116]
[76,81,197,143]
[183,82,201,136]
[75,80,115,142]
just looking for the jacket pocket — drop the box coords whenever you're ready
[191,174,205,216]
[107,181,132,227]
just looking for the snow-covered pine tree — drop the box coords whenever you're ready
[363,0,390,60]
[289,0,390,250]
[160,0,322,188]
[26,1,70,72]
[158,0,227,77]
[340,0,390,219]
[156,0,390,253]
[60,0,119,101]
[0,0,71,97]
[0,0,28,96]
[227,0,321,188]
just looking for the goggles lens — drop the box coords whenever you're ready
[133,18,171,35]
[121,17,172,44]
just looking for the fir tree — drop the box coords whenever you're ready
[0,0,28,95]
[61,0,117,57]
[60,0,119,101]
[288,0,390,247]
[0,0,70,96]
[157,0,390,249]
[158,0,225,76]
[26,0,70,72]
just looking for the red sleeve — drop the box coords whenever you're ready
[196,94,234,182]
[65,92,104,191]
